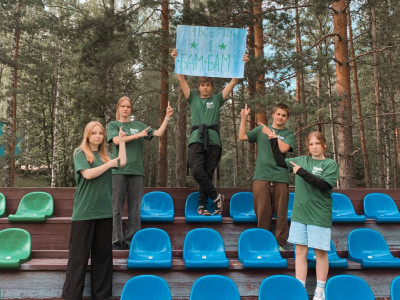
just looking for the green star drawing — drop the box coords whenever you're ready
[190,41,197,48]
[219,43,227,49]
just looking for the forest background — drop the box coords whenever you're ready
[0,0,399,189]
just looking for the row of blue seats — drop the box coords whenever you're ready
[126,227,400,269]
[2,191,400,223]
[120,273,400,300]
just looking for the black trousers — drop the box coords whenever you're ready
[188,143,221,206]
[62,218,113,300]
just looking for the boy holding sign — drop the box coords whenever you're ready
[171,48,247,215]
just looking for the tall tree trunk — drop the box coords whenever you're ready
[347,8,372,188]
[370,2,385,188]
[231,93,239,186]
[3,1,21,187]
[51,51,63,187]
[157,0,169,187]
[332,0,356,188]
[253,0,266,125]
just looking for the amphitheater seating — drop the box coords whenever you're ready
[238,228,287,268]
[140,191,174,222]
[332,192,366,223]
[8,192,53,223]
[127,228,172,269]
[325,275,375,300]
[0,228,31,269]
[364,193,400,222]
[0,193,5,218]
[288,192,294,220]
[229,191,257,222]
[391,276,400,300]
[258,275,308,300]
[189,275,240,300]
[183,228,229,268]
[185,191,222,222]
[347,228,400,268]
[120,275,171,300]
[305,240,348,268]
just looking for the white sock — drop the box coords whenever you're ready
[299,279,306,287]
[316,279,326,291]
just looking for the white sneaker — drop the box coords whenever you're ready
[313,288,325,300]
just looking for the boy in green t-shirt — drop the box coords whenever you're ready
[239,103,294,248]
[171,48,248,215]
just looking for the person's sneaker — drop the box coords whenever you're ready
[213,194,224,215]
[278,245,284,251]
[313,288,325,300]
[197,205,211,216]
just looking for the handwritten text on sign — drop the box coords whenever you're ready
[175,25,247,78]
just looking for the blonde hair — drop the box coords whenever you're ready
[115,96,132,120]
[306,131,327,155]
[75,121,110,164]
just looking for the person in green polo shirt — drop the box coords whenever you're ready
[171,48,248,215]
[271,131,339,300]
[239,103,294,249]
[62,121,126,300]
[107,96,174,250]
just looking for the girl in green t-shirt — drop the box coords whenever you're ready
[271,131,339,300]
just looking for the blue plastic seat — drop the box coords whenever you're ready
[0,228,31,269]
[364,193,400,222]
[185,191,222,222]
[8,192,53,223]
[288,192,294,220]
[183,228,229,268]
[140,191,174,222]
[325,275,375,300]
[0,193,5,217]
[238,228,287,268]
[347,228,400,268]
[120,275,171,300]
[229,192,257,222]
[259,275,308,300]
[127,228,172,269]
[305,240,348,268]
[331,192,366,223]
[190,275,240,300]
[391,276,400,300]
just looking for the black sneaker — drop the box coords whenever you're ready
[197,205,211,215]
[213,194,224,215]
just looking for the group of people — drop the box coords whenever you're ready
[62,48,338,300]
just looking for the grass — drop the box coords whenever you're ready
[13,173,50,187]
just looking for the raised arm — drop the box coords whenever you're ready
[153,101,174,137]
[171,48,190,99]
[222,53,249,100]
[238,104,250,141]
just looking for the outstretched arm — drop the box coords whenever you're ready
[290,161,332,190]
[222,53,249,100]
[153,101,174,137]
[171,48,190,99]
[238,103,250,141]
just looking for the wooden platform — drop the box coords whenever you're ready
[0,187,399,299]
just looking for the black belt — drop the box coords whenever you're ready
[191,124,220,151]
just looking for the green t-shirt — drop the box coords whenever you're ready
[247,125,294,183]
[188,91,224,147]
[287,155,339,228]
[107,120,154,176]
[72,149,113,221]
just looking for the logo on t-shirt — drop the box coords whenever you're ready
[206,102,215,109]
[311,166,323,176]
[277,134,284,140]
[130,128,139,135]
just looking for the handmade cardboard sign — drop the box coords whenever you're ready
[175,25,247,78]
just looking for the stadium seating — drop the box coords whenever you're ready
[8,192,53,223]
[185,191,222,222]
[120,275,171,300]
[325,275,375,300]
[229,191,257,222]
[189,275,240,300]
[391,276,400,300]
[347,228,400,268]
[0,228,31,269]
[331,192,366,222]
[363,193,400,222]
[127,228,172,269]
[183,228,229,268]
[305,240,348,268]
[259,275,308,300]
[238,228,287,268]
[0,193,5,217]
[141,191,174,222]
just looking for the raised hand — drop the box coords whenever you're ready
[240,103,251,118]
[166,101,174,117]
[138,126,151,138]
[118,127,126,143]
[171,48,177,59]
[258,122,274,138]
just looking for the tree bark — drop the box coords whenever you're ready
[332,0,356,188]
[157,0,169,187]
[231,92,239,186]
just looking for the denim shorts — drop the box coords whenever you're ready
[288,221,331,251]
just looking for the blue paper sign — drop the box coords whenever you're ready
[175,25,247,78]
